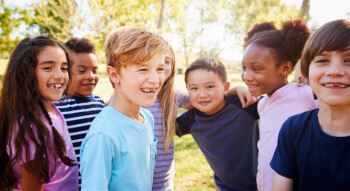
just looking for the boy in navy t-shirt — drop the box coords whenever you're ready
[270,19,350,191]
[176,57,259,191]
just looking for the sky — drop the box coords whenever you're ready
[6,0,350,61]
[219,0,350,60]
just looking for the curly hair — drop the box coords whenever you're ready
[0,36,76,190]
[244,19,310,71]
[64,37,96,54]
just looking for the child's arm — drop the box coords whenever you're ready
[228,86,260,108]
[21,160,45,191]
[80,134,114,190]
[272,173,293,191]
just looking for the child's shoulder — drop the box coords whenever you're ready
[281,108,318,136]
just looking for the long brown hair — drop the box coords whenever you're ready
[157,43,176,151]
[0,36,76,190]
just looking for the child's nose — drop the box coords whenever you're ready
[86,71,95,79]
[147,71,160,84]
[242,70,253,82]
[325,61,345,77]
[53,69,64,79]
[199,90,207,98]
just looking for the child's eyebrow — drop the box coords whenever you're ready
[38,61,56,65]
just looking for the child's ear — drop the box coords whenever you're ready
[223,82,230,95]
[107,66,120,84]
[280,61,293,77]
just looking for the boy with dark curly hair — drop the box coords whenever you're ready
[54,37,105,189]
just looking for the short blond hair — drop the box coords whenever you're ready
[104,26,168,74]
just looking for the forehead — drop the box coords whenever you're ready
[73,53,98,67]
[37,46,67,63]
[243,44,276,64]
[187,69,222,84]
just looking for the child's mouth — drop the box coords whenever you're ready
[323,83,349,88]
[48,84,63,89]
[141,88,157,95]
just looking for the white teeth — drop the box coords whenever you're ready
[142,89,156,94]
[49,84,62,89]
[324,84,347,88]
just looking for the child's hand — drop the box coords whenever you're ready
[297,76,308,87]
[229,86,260,108]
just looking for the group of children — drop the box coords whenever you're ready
[0,18,349,191]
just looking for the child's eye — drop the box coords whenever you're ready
[78,70,85,73]
[190,87,197,90]
[165,60,171,65]
[242,66,246,71]
[93,69,98,74]
[157,67,164,71]
[253,67,261,71]
[61,67,68,71]
[43,67,52,70]
[138,68,147,72]
[315,59,328,63]
[207,86,214,89]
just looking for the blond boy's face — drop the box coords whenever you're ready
[186,69,230,115]
[68,53,99,97]
[115,53,165,108]
[309,50,350,107]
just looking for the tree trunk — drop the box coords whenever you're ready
[293,0,310,82]
[300,0,310,22]
[157,0,166,34]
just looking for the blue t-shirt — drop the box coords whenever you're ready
[176,95,259,191]
[271,109,350,191]
[80,106,157,191]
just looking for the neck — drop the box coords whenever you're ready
[318,104,350,137]
[43,102,56,115]
[109,92,143,124]
[267,79,288,97]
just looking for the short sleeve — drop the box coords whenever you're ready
[270,118,296,179]
[176,110,195,137]
[80,134,116,191]
[175,88,189,108]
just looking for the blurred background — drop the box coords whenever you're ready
[1,0,349,190]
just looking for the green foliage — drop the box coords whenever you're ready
[225,0,300,44]
[0,1,24,58]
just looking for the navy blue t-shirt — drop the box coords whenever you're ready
[176,95,259,191]
[271,108,350,191]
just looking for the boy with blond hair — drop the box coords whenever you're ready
[80,26,167,191]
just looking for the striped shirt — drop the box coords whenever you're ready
[54,94,105,188]
[144,89,189,191]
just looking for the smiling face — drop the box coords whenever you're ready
[68,53,99,97]
[186,69,230,115]
[241,43,288,97]
[309,49,350,107]
[35,46,69,109]
[115,52,165,108]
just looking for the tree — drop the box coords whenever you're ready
[165,0,224,66]
[299,0,310,22]
[157,0,167,34]
[0,0,25,58]
[224,0,300,44]
[31,0,81,43]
